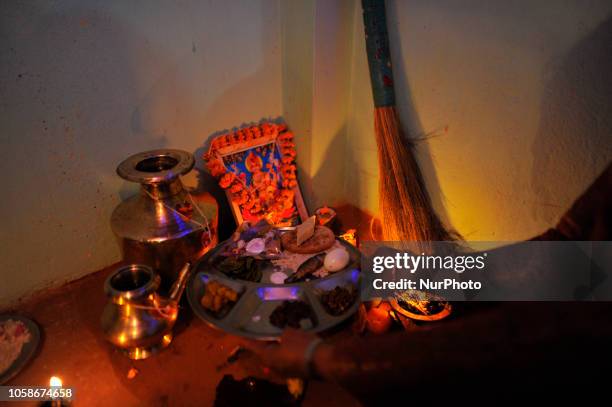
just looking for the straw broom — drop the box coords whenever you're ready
[362,0,452,245]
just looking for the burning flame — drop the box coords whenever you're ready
[49,376,62,387]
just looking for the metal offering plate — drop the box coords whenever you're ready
[187,237,361,340]
[0,315,41,384]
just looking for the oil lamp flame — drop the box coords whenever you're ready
[49,376,62,387]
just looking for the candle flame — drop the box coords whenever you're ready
[49,376,62,387]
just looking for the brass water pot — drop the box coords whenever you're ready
[111,149,218,293]
[100,263,190,359]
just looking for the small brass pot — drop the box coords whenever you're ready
[101,263,189,359]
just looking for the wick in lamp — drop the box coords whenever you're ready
[39,376,70,407]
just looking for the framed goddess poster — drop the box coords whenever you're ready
[204,122,308,226]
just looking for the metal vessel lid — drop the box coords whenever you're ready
[116,149,194,184]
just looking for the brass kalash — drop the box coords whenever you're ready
[103,149,218,359]
[110,149,217,291]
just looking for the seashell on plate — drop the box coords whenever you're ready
[245,238,265,254]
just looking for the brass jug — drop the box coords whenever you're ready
[101,263,190,359]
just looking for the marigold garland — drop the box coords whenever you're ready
[204,122,299,225]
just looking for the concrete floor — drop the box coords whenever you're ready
[5,263,360,407]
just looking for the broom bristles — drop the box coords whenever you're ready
[374,106,452,248]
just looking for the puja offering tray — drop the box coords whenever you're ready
[187,222,361,340]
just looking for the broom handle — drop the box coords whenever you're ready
[362,0,396,107]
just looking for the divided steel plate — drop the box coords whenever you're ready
[187,237,361,340]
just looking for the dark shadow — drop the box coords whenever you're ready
[193,127,238,241]
[384,1,455,234]
[308,124,351,210]
[531,16,612,225]
[308,124,386,240]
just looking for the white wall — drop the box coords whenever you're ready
[0,0,282,305]
[345,0,612,240]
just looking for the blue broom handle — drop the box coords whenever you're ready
[361,0,396,107]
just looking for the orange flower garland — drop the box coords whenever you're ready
[204,122,299,225]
